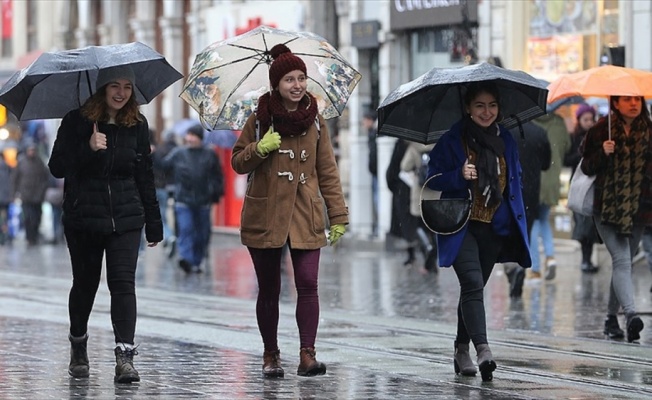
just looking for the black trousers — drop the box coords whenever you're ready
[22,202,42,244]
[453,221,506,346]
[65,227,141,344]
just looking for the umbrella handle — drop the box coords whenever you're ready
[608,104,611,141]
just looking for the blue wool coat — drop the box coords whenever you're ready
[426,120,531,268]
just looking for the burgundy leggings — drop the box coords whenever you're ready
[248,246,321,351]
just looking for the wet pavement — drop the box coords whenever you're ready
[1,232,652,399]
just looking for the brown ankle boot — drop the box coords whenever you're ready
[262,349,284,378]
[297,347,326,376]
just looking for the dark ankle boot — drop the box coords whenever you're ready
[263,349,284,378]
[626,314,644,343]
[603,315,624,339]
[403,247,416,266]
[475,343,496,382]
[297,347,326,376]
[453,341,477,376]
[114,346,140,383]
[68,334,89,378]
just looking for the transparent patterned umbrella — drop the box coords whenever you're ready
[180,25,362,130]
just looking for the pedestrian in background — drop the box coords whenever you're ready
[12,140,49,246]
[163,124,223,274]
[528,111,571,281]
[48,65,162,383]
[426,81,531,381]
[0,152,14,245]
[231,44,348,378]
[505,121,551,298]
[386,139,421,266]
[642,226,652,292]
[399,141,437,273]
[151,128,178,256]
[45,175,65,244]
[581,95,651,343]
[364,110,379,237]
[564,104,600,273]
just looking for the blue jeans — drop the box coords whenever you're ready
[529,204,554,273]
[175,203,211,267]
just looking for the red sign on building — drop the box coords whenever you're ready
[1,0,12,39]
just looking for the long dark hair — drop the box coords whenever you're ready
[81,85,142,127]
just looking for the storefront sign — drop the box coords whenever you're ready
[351,21,380,49]
[390,0,478,31]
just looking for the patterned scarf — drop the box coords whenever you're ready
[256,90,318,137]
[463,116,505,207]
[600,116,649,235]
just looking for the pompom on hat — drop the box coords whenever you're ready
[96,65,136,90]
[268,44,307,89]
[575,103,596,120]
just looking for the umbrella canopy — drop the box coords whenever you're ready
[0,42,183,120]
[180,25,362,130]
[547,65,652,139]
[377,62,548,144]
[547,65,652,104]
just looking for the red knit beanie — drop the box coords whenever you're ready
[268,44,307,89]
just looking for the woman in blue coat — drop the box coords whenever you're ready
[426,81,531,381]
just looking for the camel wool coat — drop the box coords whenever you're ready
[231,113,348,249]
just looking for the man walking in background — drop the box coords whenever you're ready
[12,141,49,246]
[163,125,224,273]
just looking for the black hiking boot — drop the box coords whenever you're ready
[68,334,89,378]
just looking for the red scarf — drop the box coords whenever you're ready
[256,90,318,137]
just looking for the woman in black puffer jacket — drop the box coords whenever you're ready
[48,65,162,383]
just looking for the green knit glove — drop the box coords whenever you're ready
[328,224,346,246]
[256,127,281,156]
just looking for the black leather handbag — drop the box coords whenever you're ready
[419,175,472,235]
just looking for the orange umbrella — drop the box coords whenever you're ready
[547,65,652,103]
[547,65,652,139]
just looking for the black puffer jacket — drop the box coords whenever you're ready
[48,109,163,242]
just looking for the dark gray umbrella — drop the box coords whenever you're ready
[377,62,548,144]
[0,42,183,120]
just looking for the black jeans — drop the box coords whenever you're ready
[65,228,141,344]
[22,202,42,244]
[453,221,506,346]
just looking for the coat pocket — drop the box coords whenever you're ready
[241,195,268,233]
[311,197,326,233]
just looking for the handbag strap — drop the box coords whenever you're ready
[420,173,473,203]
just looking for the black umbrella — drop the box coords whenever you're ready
[0,42,183,120]
[377,62,548,144]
